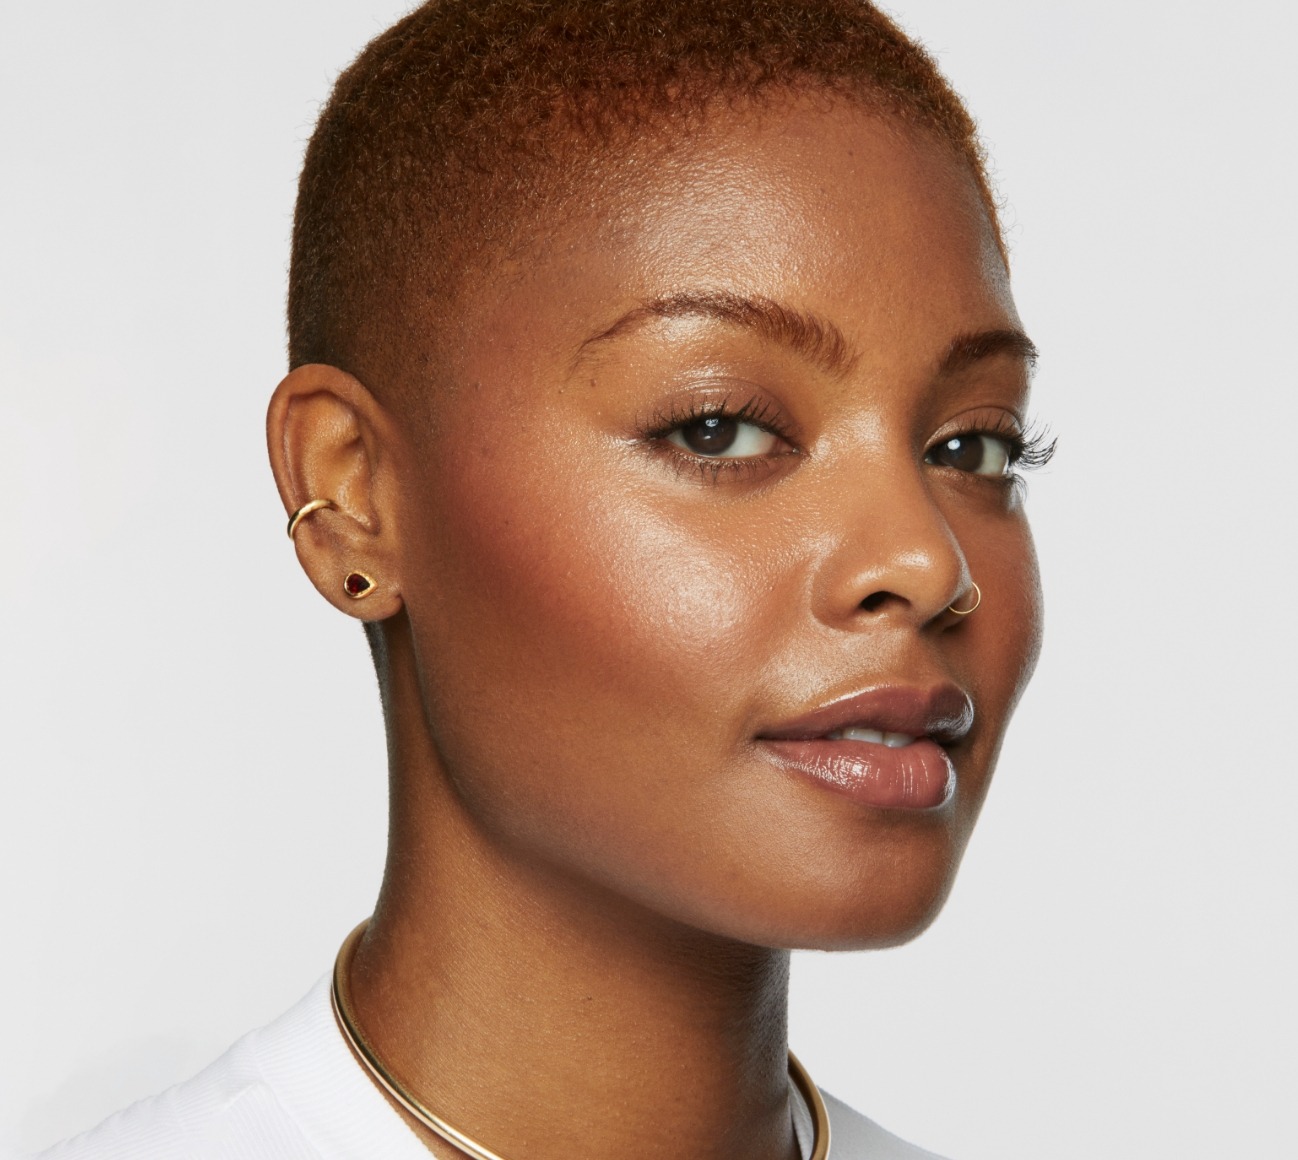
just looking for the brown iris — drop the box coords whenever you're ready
[927,434,1009,476]
[678,416,740,455]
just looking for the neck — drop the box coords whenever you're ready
[346,658,799,1160]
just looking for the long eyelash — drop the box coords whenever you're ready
[978,413,1058,472]
[1014,421,1058,471]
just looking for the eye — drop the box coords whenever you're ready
[667,415,781,458]
[925,433,1013,477]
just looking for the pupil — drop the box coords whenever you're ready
[943,435,983,472]
[682,416,738,455]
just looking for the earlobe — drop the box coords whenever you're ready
[267,364,405,621]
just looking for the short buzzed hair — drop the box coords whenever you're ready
[288,0,1000,394]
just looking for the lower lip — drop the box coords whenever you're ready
[759,738,955,811]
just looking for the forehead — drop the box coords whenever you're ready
[439,95,1015,392]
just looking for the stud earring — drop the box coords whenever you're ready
[343,572,375,599]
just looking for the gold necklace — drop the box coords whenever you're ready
[331,921,831,1160]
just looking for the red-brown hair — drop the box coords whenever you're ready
[288,0,1000,391]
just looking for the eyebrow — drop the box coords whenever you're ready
[575,291,1037,380]
[939,328,1038,376]
[574,291,857,377]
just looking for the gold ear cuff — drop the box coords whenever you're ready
[287,498,335,539]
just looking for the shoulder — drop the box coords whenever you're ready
[822,1089,953,1160]
[28,988,329,1160]
[29,976,425,1160]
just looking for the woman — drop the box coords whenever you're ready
[36,1,1048,1157]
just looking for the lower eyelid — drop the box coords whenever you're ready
[656,441,794,484]
[673,454,768,484]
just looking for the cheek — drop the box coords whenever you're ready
[402,427,775,822]
[955,512,1042,808]
[437,462,753,682]
[987,516,1044,704]
[400,427,846,932]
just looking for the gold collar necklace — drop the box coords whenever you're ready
[331,921,831,1160]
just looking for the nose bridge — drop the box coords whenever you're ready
[811,442,968,627]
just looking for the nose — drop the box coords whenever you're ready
[810,453,970,631]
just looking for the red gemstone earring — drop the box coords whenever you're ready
[343,572,375,599]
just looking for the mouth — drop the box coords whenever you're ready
[755,684,973,812]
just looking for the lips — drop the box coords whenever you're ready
[757,685,973,811]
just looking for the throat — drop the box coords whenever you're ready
[343,865,799,1160]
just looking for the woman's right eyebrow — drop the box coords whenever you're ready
[573,291,858,378]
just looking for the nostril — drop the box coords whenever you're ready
[859,591,889,612]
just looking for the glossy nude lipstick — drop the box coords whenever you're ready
[757,685,973,811]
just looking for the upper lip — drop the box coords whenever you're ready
[757,684,974,746]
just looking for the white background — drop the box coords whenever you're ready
[2,2,1294,1156]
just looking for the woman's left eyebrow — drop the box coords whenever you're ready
[573,291,858,377]
[938,329,1039,377]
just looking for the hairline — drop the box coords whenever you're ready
[326,87,1002,410]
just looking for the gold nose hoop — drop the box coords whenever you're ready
[947,582,981,616]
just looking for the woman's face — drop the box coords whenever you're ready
[392,95,1042,949]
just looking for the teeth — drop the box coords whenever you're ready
[826,727,916,747]
[829,727,884,743]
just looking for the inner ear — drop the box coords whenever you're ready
[286,392,375,531]
[268,364,388,535]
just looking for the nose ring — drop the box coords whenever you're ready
[948,582,981,616]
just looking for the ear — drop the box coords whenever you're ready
[267,364,405,622]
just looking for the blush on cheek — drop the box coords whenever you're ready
[427,438,765,705]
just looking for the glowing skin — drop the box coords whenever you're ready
[269,94,1042,1160]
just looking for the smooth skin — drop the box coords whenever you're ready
[267,93,1042,1160]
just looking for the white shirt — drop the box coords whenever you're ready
[31,978,949,1159]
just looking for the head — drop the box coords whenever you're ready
[269,0,1046,952]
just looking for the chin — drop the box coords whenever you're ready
[796,889,954,953]
[785,878,956,953]
[669,839,965,953]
